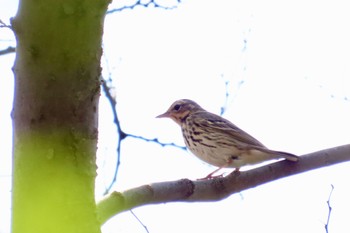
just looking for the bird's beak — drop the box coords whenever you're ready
[156,111,170,118]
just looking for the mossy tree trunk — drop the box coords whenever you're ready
[11,0,110,232]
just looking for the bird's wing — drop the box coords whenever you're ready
[191,111,266,149]
[190,111,299,161]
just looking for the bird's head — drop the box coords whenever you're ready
[156,99,203,125]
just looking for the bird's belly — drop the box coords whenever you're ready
[189,146,230,167]
[188,145,276,169]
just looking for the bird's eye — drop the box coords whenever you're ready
[173,104,181,111]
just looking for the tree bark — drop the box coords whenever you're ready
[11,0,109,233]
[97,144,350,224]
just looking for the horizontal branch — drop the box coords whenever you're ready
[0,46,16,56]
[96,144,350,225]
[107,0,180,14]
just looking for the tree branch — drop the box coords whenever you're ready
[0,46,15,56]
[107,0,181,14]
[96,144,350,224]
[0,20,15,56]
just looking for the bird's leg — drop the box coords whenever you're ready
[197,157,241,180]
[197,166,225,180]
[232,167,240,175]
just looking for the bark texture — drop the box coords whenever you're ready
[11,1,109,233]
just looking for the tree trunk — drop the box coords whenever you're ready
[11,0,109,232]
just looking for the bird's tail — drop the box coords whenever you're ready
[272,150,299,162]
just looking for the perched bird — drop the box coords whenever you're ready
[157,99,298,179]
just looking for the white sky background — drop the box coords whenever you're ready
[1,0,350,233]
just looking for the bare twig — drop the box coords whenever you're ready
[101,75,152,233]
[101,77,186,194]
[219,26,250,115]
[218,76,246,116]
[130,210,150,233]
[101,78,126,194]
[0,19,12,29]
[0,20,16,56]
[97,144,350,224]
[304,77,349,102]
[107,0,181,14]
[127,134,186,150]
[219,77,229,116]
[0,20,15,55]
[325,184,334,233]
[0,46,15,56]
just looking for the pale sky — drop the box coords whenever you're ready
[1,0,350,233]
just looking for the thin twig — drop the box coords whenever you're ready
[219,25,250,115]
[325,184,334,233]
[304,77,349,102]
[101,76,186,194]
[101,78,126,194]
[219,77,229,116]
[0,46,16,56]
[218,76,246,116]
[130,210,150,233]
[107,0,181,14]
[0,19,12,29]
[128,134,186,150]
[0,20,16,56]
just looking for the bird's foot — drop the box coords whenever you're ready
[197,173,224,180]
[229,168,241,176]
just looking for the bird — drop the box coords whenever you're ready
[157,99,298,179]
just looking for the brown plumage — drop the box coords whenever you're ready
[157,99,298,179]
